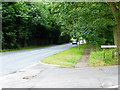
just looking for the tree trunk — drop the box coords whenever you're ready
[113,27,117,45]
[24,39,27,47]
[114,19,120,64]
[107,2,120,63]
[116,19,120,63]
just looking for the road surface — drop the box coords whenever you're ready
[0,44,74,76]
[0,63,118,88]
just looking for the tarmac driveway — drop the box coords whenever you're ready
[0,63,118,88]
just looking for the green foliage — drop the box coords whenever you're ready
[2,2,70,49]
[89,48,118,67]
[2,2,116,49]
[49,2,115,45]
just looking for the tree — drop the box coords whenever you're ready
[49,2,115,44]
[2,2,70,49]
[50,2,119,61]
[107,2,120,62]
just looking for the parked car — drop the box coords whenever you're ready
[72,40,77,45]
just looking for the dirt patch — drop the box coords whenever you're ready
[75,45,91,68]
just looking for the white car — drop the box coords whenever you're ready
[80,39,86,44]
[72,40,77,45]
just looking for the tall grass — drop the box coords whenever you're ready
[89,47,118,67]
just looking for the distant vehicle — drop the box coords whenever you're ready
[80,39,86,44]
[72,40,77,45]
[80,40,84,44]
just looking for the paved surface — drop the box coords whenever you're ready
[0,63,118,88]
[0,44,74,76]
[0,44,118,88]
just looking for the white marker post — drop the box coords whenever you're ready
[101,45,117,58]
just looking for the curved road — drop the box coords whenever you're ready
[0,44,74,76]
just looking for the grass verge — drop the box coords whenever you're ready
[1,43,71,53]
[41,45,87,67]
[0,45,56,52]
[89,46,118,67]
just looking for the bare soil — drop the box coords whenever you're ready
[75,45,91,68]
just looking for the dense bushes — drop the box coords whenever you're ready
[2,2,70,49]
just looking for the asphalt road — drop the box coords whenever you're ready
[0,44,74,76]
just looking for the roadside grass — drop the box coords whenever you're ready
[0,45,56,52]
[41,45,87,67]
[89,47,118,67]
[0,43,70,52]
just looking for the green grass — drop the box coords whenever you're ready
[89,47,118,67]
[41,45,87,67]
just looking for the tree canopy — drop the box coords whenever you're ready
[48,2,115,45]
[2,2,119,49]
[2,2,70,49]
